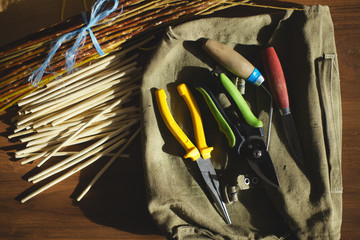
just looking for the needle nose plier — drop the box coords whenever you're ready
[155,83,231,224]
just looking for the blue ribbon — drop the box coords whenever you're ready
[28,0,122,86]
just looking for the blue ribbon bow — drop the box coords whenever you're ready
[28,0,122,86]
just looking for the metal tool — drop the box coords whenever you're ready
[202,38,265,86]
[261,47,304,166]
[155,84,231,224]
[195,70,280,188]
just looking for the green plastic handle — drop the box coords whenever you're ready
[196,86,236,147]
[219,73,263,128]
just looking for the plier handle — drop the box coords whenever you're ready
[155,83,231,224]
[156,84,213,161]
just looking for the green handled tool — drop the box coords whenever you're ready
[195,70,279,187]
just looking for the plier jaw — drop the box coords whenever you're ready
[244,136,279,188]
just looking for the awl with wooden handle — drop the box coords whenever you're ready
[261,47,304,165]
[202,38,264,86]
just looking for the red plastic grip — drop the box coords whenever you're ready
[261,47,290,112]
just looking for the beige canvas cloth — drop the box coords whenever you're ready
[141,5,342,240]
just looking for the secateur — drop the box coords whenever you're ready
[193,69,279,202]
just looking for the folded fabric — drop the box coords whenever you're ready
[141,5,342,240]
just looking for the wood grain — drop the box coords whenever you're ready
[0,0,359,239]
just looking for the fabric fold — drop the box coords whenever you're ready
[141,5,342,240]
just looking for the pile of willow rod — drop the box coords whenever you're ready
[10,46,144,203]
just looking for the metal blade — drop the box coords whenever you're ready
[281,113,304,165]
[196,158,231,224]
[247,157,280,188]
[245,136,280,187]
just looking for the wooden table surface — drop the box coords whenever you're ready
[0,0,359,239]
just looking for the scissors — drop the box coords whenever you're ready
[155,83,231,224]
[194,70,280,188]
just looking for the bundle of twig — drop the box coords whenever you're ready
[0,0,267,111]
[10,44,145,203]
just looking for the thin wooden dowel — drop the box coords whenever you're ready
[35,120,82,133]
[17,79,119,127]
[19,143,128,164]
[31,88,117,129]
[31,79,139,129]
[27,76,122,114]
[34,106,138,132]
[20,145,119,203]
[23,63,139,114]
[44,51,134,90]
[17,118,132,159]
[20,127,69,143]
[38,65,139,108]
[20,52,138,107]
[49,85,138,127]
[27,115,137,148]
[20,100,131,146]
[8,129,35,139]
[62,106,139,124]
[24,152,129,158]
[18,151,129,162]
[13,123,34,134]
[32,132,130,183]
[49,69,139,104]
[26,120,123,147]
[15,140,60,156]
[37,92,133,167]
[19,130,125,164]
[22,113,128,145]
[27,119,138,176]
[17,52,126,106]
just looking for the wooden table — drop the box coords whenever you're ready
[0,0,359,239]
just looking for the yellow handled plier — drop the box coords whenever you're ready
[155,83,231,224]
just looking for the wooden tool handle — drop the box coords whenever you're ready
[203,39,264,86]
